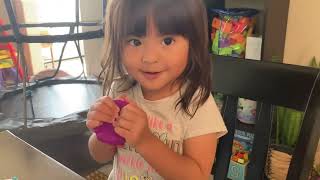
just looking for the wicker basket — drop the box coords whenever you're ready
[265,145,292,180]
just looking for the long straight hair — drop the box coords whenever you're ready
[100,0,212,117]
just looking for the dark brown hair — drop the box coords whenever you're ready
[100,0,211,117]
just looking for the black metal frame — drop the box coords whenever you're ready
[0,0,107,127]
[211,55,320,180]
[0,0,105,43]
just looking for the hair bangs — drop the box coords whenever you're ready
[122,1,149,37]
[152,0,193,37]
[122,0,193,38]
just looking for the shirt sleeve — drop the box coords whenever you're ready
[184,94,228,140]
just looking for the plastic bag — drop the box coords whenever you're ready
[210,8,259,58]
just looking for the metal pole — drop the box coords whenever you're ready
[17,43,28,127]
[5,0,28,127]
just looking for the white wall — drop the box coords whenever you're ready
[0,1,9,24]
[283,0,320,66]
[1,1,43,74]
[20,1,44,74]
[80,0,104,77]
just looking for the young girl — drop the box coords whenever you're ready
[87,0,227,179]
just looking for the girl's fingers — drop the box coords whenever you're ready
[87,110,115,123]
[116,95,142,115]
[114,126,130,139]
[114,117,133,131]
[125,97,144,115]
[120,104,146,123]
[97,96,120,114]
[86,119,103,129]
[89,98,120,121]
[120,95,137,106]
[119,107,135,122]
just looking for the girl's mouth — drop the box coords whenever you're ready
[142,71,161,80]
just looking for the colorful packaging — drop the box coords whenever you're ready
[228,130,255,180]
[237,98,257,124]
[210,8,259,58]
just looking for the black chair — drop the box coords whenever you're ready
[211,55,320,180]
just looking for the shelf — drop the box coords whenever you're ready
[236,119,255,134]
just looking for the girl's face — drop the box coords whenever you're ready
[122,17,189,100]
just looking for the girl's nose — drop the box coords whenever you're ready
[142,57,158,64]
[141,41,159,64]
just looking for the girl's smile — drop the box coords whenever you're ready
[141,71,162,80]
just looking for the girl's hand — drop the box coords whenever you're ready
[113,97,153,148]
[86,96,120,130]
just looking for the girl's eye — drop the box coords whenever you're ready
[162,37,174,46]
[128,39,142,46]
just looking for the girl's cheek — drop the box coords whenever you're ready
[123,46,141,59]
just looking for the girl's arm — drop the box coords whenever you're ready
[136,132,218,180]
[88,133,117,163]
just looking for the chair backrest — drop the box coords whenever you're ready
[211,55,320,180]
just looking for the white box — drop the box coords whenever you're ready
[245,36,262,61]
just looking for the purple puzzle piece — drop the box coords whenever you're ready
[93,99,128,145]
[219,38,230,48]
